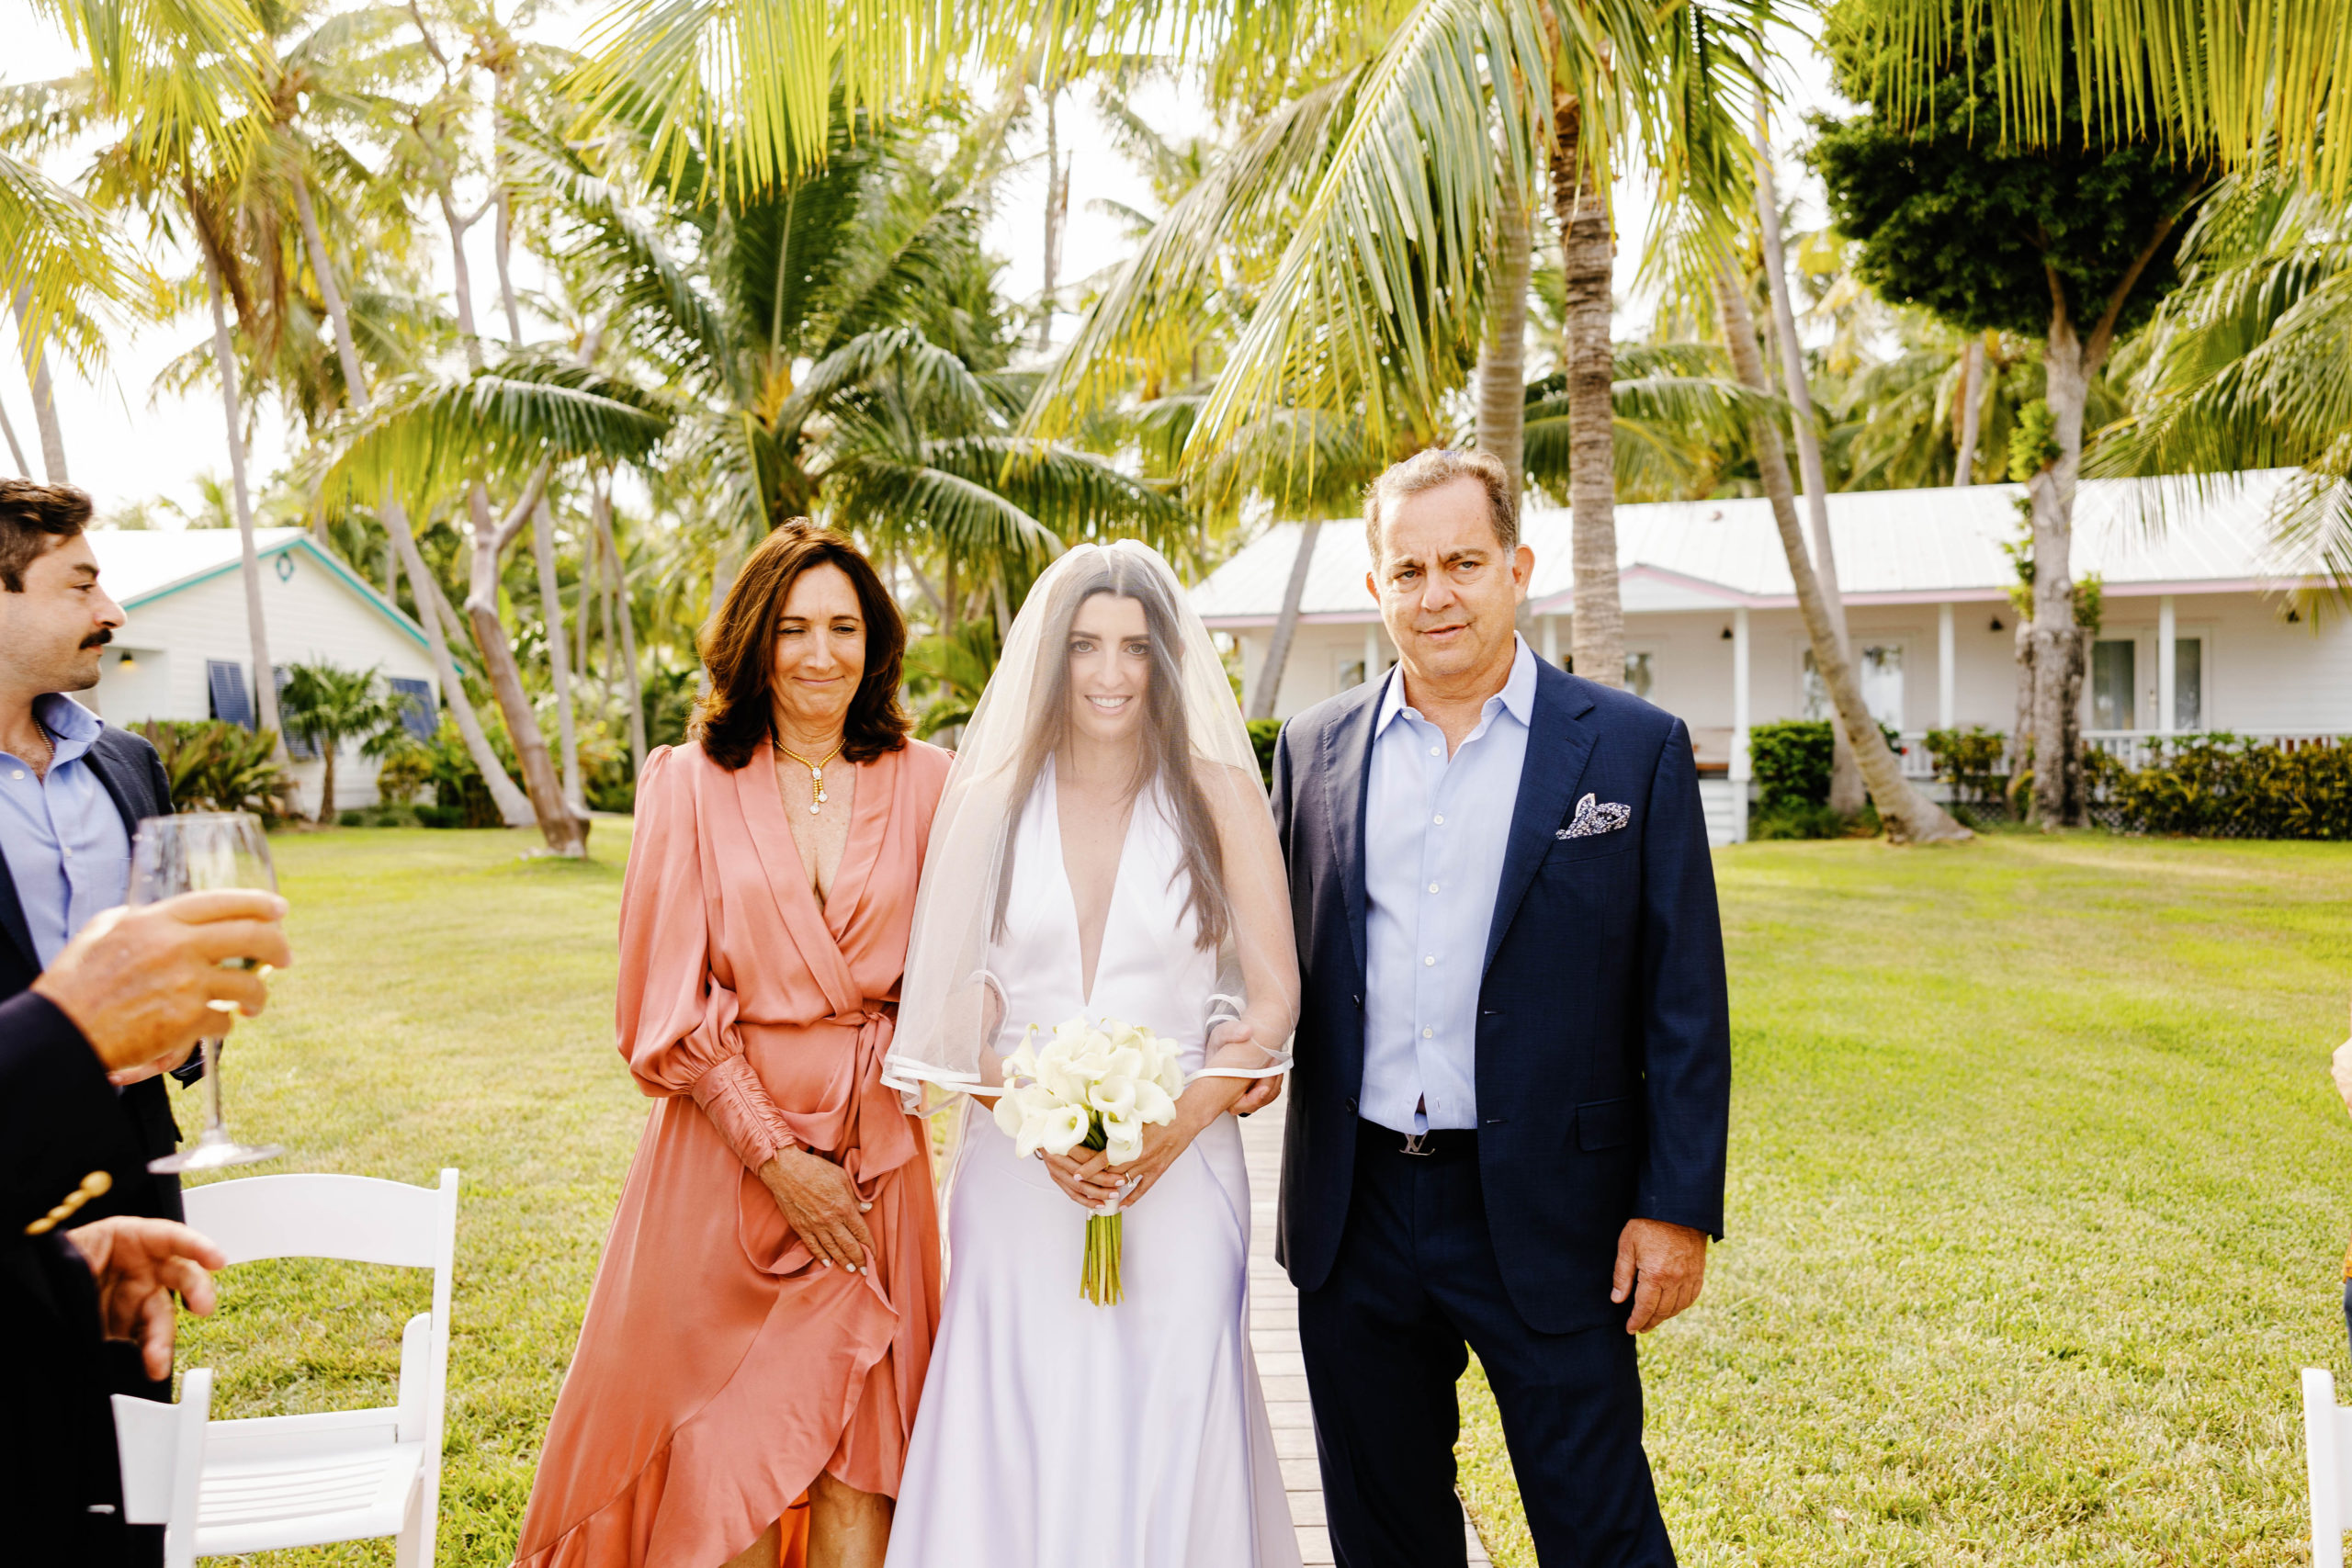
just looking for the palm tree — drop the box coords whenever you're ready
[1036,0,1765,690]
[2090,166,2352,600]
[277,660,404,820]
[0,144,125,482]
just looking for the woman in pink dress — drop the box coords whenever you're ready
[515,522,951,1568]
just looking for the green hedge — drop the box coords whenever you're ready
[1748,719,1902,811]
[2112,736,2352,839]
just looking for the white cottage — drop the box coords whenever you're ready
[1192,469,2352,843]
[78,527,441,817]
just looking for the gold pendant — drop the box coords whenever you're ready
[809,765,826,814]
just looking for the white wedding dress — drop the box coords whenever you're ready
[883,761,1301,1568]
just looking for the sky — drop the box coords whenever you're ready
[0,2,1847,521]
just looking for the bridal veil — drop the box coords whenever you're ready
[885,539,1297,1105]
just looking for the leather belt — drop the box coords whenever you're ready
[1357,1119,1477,1160]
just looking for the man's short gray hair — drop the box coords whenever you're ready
[1363,448,1519,564]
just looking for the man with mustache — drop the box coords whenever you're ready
[0,479,201,1238]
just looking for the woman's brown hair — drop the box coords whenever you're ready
[690,519,910,771]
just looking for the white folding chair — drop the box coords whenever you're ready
[114,1366,213,1568]
[177,1168,459,1568]
[2307,1367,2352,1567]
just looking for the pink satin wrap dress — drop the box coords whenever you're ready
[514,737,952,1568]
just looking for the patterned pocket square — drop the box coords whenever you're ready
[1556,793,1632,839]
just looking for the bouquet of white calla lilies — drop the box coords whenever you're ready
[993,1014,1184,1303]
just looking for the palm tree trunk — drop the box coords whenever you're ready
[1251,520,1320,720]
[2031,321,2088,826]
[292,174,369,407]
[593,479,645,780]
[1551,94,1623,687]
[0,389,28,475]
[1752,128,1864,816]
[11,289,69,482]
[384,499,536,827]
[468,477,585,855]
[1476,167,1532,501]
[1951,338,1984,487]
[202,248,280,742]
[1036,86,1065,355]
[532,498,584,813]
[298,168,534,826]
[317,740,336,824]
[1715,264,1968,843]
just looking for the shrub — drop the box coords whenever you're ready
[1749,800,1848,840]
[1750,721,1835,811]
[416,716,520,829]
[2111,736,2352,839]
[1924,726,2009,808]
[338,810,365,828]
[376,743,432,805]
[1246,718,1283,790]
[130,719,291,819]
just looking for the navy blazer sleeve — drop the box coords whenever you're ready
[1631,718,1731,1239]
[2,992,144,1237]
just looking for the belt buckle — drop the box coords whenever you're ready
[1399,1130,1433,1157]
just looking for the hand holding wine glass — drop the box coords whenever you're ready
[30,889,290,1077]
[124,812,289,1173]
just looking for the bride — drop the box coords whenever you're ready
[881,541,1302,1568]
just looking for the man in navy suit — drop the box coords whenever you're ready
[1263,449,1730,1566]
[0,478,200,1226]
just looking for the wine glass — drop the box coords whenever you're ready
[132,812,286,1174]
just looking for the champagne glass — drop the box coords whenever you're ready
[132,812,285,1173]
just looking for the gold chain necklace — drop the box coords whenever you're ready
[775,738,846,816]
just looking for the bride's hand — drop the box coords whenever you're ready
[1042,1145,1124,1211]
[1102,1119,1199,1211]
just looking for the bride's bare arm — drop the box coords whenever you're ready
[1114,761,1300,1210]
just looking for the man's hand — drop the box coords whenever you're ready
[62,1217,228,1381]
[1611,1218,1708,1334]
[1232,1074,1284,1117]
[30,890,291,1074]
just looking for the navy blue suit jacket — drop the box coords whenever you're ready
[1270,659,1731,1335]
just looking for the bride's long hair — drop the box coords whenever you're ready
[991,551,1230,952]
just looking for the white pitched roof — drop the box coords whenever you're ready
[86,526,429,648]
[1190,469,2323,625]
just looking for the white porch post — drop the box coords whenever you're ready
[1363,623,1379,683]
[2158,594,2177,735]
[1541,614,1558,666]
[1938,602,1956,730]
[1731,606,1751,842]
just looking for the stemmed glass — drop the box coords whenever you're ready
[133,812,286,1174]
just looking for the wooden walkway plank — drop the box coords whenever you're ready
[1240,1108,1492,1566]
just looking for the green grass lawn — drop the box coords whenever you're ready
[173,828,2352,1565]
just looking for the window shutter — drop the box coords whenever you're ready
[389,677,435,740]
[206,660,254,728]
[273,667,317,759]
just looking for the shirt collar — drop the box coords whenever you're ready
[32,693,103,766]
[1374,635,1539,736]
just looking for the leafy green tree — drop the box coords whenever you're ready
[277,660,407,821]
[1039,0,1766,690]
[1809,7,2209,823]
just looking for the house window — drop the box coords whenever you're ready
[2092,639,2137,730]
[2174,637,2203,730]
[1803,645,1905,728]
[273,667,317,759]
[1623,651,1654,700]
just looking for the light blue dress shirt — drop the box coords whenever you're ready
[0,694,131,964]
[1360,637,1538,1134]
